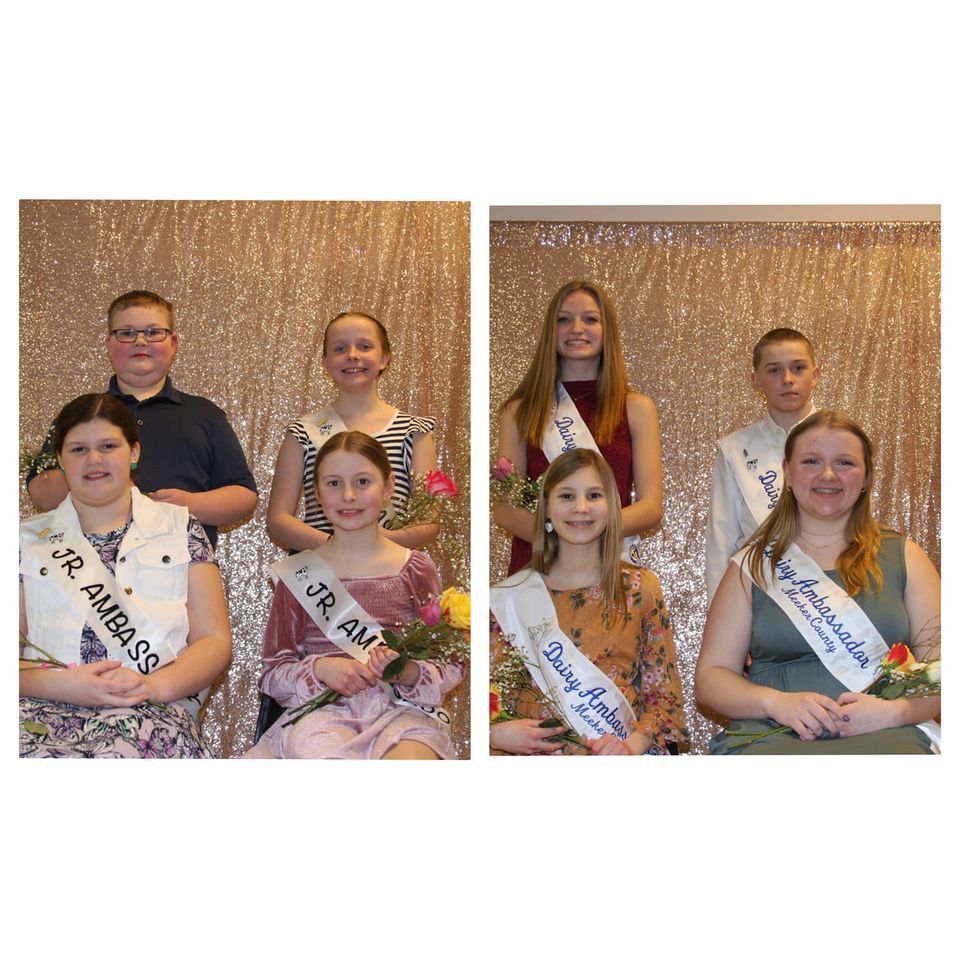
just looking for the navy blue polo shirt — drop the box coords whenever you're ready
[28,376,257,548]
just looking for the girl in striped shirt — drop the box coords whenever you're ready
[267,311,439,550]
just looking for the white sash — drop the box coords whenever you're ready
[541,383,642,566]
[718,428,784,530]
[270,550,451,725]
[490,570,638,742]
[300,407,396,523]
[27,527,183,674]
[300,407,350,453]
[738,543,941,751]
[23,526,207,720]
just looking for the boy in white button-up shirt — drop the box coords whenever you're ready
[705,329,821,603]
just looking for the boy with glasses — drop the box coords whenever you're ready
[26,290,257,547]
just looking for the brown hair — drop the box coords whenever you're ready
[504,281,629,446]
[107,290,175,331]
[312,430,393,491]
[752,327,815,370]
[531,449,627,619]
[322,311,392,376]
[53,393,139,454]
[745,410,883,597]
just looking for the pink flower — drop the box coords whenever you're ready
[420,595,442,626]
[490,456,514,482]
[425,470,458,498]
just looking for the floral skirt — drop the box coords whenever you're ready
[19,697,214,759]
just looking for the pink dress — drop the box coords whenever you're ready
[247,551,462,759]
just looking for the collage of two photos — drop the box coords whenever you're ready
[17,201,940,759]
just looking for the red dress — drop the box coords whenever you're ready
[507,380,633,574]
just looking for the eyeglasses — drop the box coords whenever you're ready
[109,327,173,343]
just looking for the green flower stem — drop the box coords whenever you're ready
[19,633,69,669]
[282,689,341,728]
[724,724,793,748]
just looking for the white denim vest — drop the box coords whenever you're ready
[20,487,192,666]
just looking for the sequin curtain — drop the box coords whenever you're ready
[490,220,940,755]
[19,200,471,758]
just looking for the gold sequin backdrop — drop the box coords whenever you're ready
[19,200,471,758]
[490,220,940,755]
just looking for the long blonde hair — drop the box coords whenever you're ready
[505,281,629,447]
[746,410,884,596]
[531,449,627,619]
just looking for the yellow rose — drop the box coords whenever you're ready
[440,587,471,630]
[926,660,941,683]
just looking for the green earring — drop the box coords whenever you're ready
[131,461,138,470]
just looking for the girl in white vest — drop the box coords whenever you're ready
[696,410,940,753]
[248,431,462,759]
[267,311,439,552]
[19,393,231,758]
[493,281,663,575]
[490,449,687,756]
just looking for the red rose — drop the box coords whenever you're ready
[489,687,501,720]
[884,643,910,668]
[426,470,458,498]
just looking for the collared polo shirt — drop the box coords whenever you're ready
[28,376,256,548]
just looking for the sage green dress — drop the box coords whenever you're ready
[710,535,936,755]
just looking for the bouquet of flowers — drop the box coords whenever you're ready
[283,587,470,727]
[861,642,940,699]
[490,638,587,751]
[19,443,58,479]
[725,640,941,750]
[384,470,459,530]
[489,457,540,513]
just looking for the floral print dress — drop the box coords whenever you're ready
[19,517,217,759]
[491,563,689,754]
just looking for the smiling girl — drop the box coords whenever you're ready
[249,431,462,759]
[489,449,687,756]
[494,281,663,574]
[19,394,231,758]
[696,410,941,753]
[267,311,439,551]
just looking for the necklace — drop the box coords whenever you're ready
[797,531,847,552]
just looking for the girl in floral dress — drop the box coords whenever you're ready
[490,449,687,756]
[19,394,231,758]
[248,431,462,759]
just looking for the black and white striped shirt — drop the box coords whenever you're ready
[289,410,436,534]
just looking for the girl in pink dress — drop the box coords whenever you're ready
[247,431,462,759]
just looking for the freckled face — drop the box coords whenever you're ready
[556,290,603,363]
[315,449,394,531]
[57,418,139,509]
[546,465,610,545]
[784,427,867,524]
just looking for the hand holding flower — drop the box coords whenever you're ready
[835,691,906,736]
[63,660,149,707]
[768,690,845,740]
[369,645,421,687]
[490,718,566,755]
[313,657,377,697]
